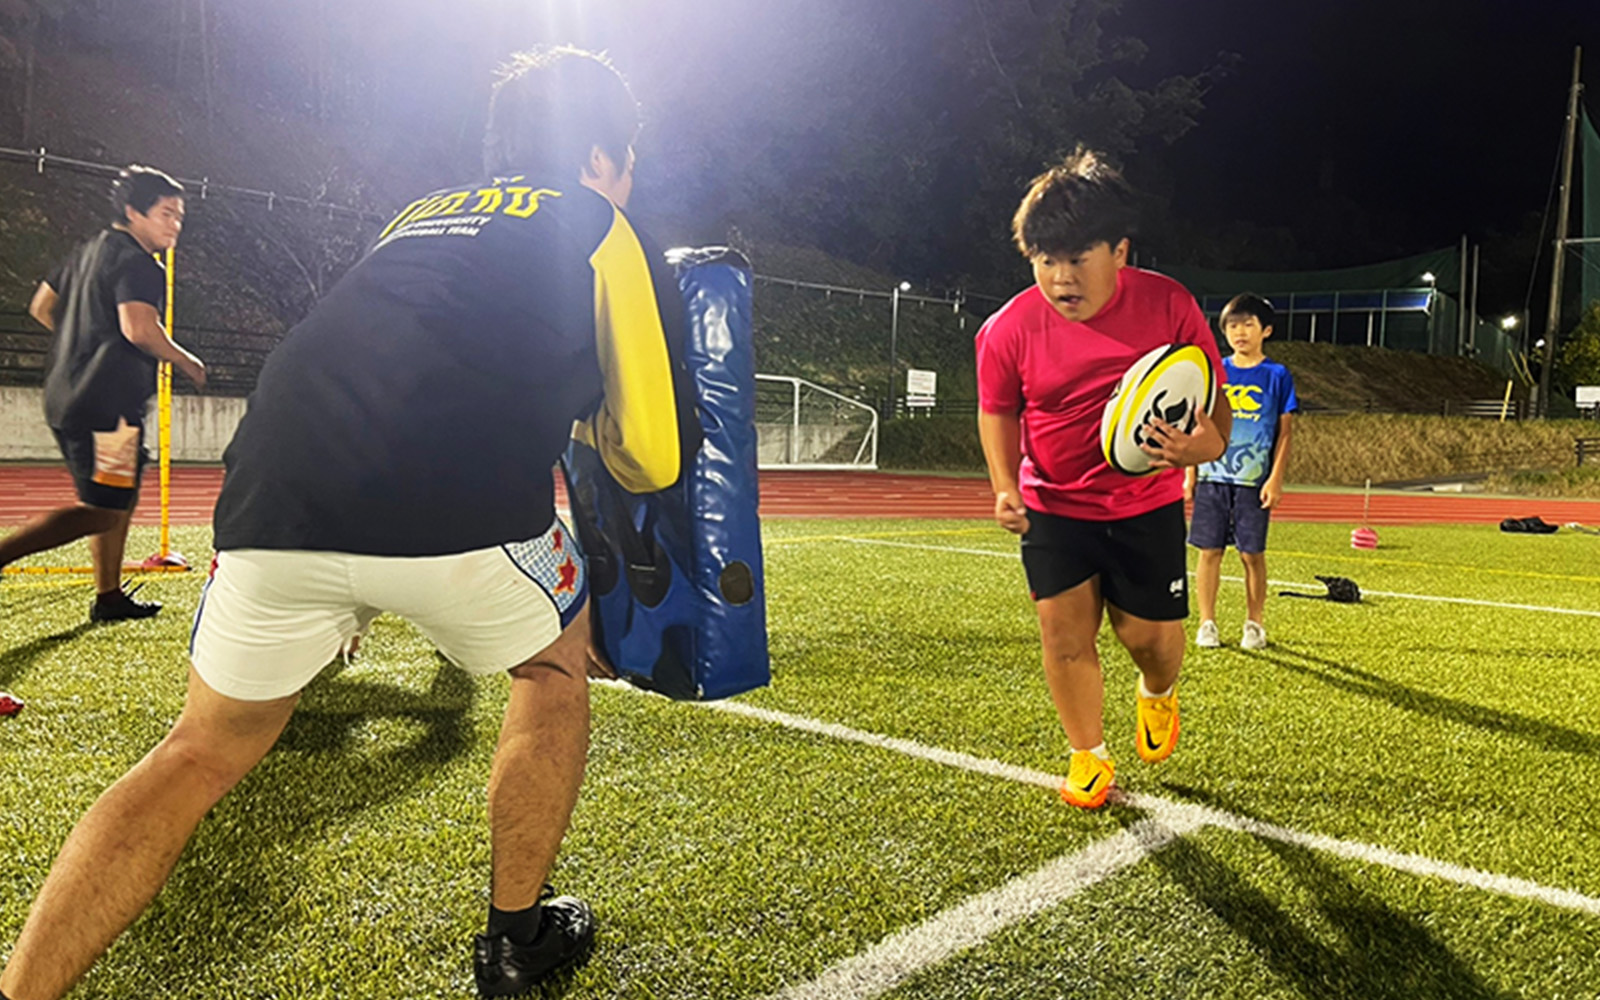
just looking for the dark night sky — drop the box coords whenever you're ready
[1119,0,1600,267]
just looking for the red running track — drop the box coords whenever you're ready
[4,464,1600,527]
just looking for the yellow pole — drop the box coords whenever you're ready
[1500,379,1514,422]
[160,247,174,560]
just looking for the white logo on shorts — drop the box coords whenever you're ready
[1170,578,1185,597]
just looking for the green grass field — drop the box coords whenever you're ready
[3,520,1599,999]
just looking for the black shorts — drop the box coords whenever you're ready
[1188,481,1271,554]
[1020,501,1188,621]
[52,420,147,512]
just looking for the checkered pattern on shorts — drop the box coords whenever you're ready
[501,516,587,629]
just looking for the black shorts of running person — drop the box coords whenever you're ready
[51,420,147,512]
[1019,500,1188,621]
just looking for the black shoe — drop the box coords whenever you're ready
[90,583,162,622]
[474,895,596,998]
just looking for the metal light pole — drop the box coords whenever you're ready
[887,280,909,418]
[1466,244,1480,357]
[1539,46,1583,418]
[1499,314,1520,421]
[1422,272,1437,351]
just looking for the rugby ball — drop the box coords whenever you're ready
[1101,344,1216,476]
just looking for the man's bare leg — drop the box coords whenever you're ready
[1035,578,1108,750]
[88,508,135,596]
[488,606,593,912]
[0,667,298,1000]
[0,505,120,572]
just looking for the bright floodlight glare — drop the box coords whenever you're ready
[1536,338,1547,349]
[1501,315,1519,330]
[898,281,912,291]
[1421,271,1436,283]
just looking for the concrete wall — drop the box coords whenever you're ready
[2,392,858,467]
[0,388,59,460]
[0,387,245,461]
[755,422,861,466]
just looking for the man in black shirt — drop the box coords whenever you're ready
[0,166,207,620]
[0,48,693,1000]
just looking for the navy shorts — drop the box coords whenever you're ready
[1020,501,1189,621]
[52,420,147,512]
[1188,481,1271,554]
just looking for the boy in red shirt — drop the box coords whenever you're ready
[976,151,1230,808]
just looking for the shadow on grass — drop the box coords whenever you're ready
[1245,644,1600,757]
[105,657,487,993]
[1124,783,1517,1000]
[0,621,95,687]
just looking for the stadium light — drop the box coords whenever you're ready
[1501,314,1519,330]
[1421,272,1436,284]
[1536,338,1547,349]
[898,281,912,292]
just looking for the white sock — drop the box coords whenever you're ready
[1139,679,1174,699]
[1072,742,1111,760]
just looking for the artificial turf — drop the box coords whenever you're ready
[3,519,1598,998]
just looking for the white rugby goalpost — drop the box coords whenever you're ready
[754,374,878,471]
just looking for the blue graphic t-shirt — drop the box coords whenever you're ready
[1198,356,1298,487]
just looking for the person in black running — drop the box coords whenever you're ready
[0,165,207,621]
[0,47,694,1000]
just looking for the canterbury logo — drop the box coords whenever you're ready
[1225,384,1265,412]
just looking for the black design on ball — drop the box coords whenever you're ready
[1131,389,1195,450]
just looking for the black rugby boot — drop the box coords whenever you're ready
[474,895,596,998]
[90,583,162,622]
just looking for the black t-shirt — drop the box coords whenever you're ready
[212,179,695,556]
[42,229,166,430]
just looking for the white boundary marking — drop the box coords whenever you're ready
[767,818,1195,1000]
[675,700,1600,1000]
[819,536,1600,618]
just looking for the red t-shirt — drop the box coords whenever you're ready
[975,267,1226,521]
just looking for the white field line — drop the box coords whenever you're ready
[820,536,1600,618]
[1324,585,1600,618]
[1147,794,1600,916]
[704,698,1060,790]
[707,701,1600,919]
[681,699,1600,1000]
[766,817,1197,1000]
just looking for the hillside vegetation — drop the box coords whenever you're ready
[878,412,1600,489]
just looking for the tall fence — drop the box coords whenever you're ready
[1,310,276,398]
[1190,287,1523,369]
[748,274,998,420]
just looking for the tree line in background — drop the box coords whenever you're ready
[0,0,1585,333]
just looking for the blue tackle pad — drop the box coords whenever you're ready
[565,247,770,700]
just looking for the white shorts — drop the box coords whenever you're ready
[190,517,588,701]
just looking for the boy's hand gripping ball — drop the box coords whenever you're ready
[1101,344,1216,476]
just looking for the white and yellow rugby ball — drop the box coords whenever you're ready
[1101,344,1216,476]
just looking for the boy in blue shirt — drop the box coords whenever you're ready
[1185,293,1298,650]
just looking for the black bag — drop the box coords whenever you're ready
[1279,575,1362,604]
[1499,516,1559,534]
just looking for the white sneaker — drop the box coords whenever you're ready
[1195,620,1220,648]
[1241,620,1268,650]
